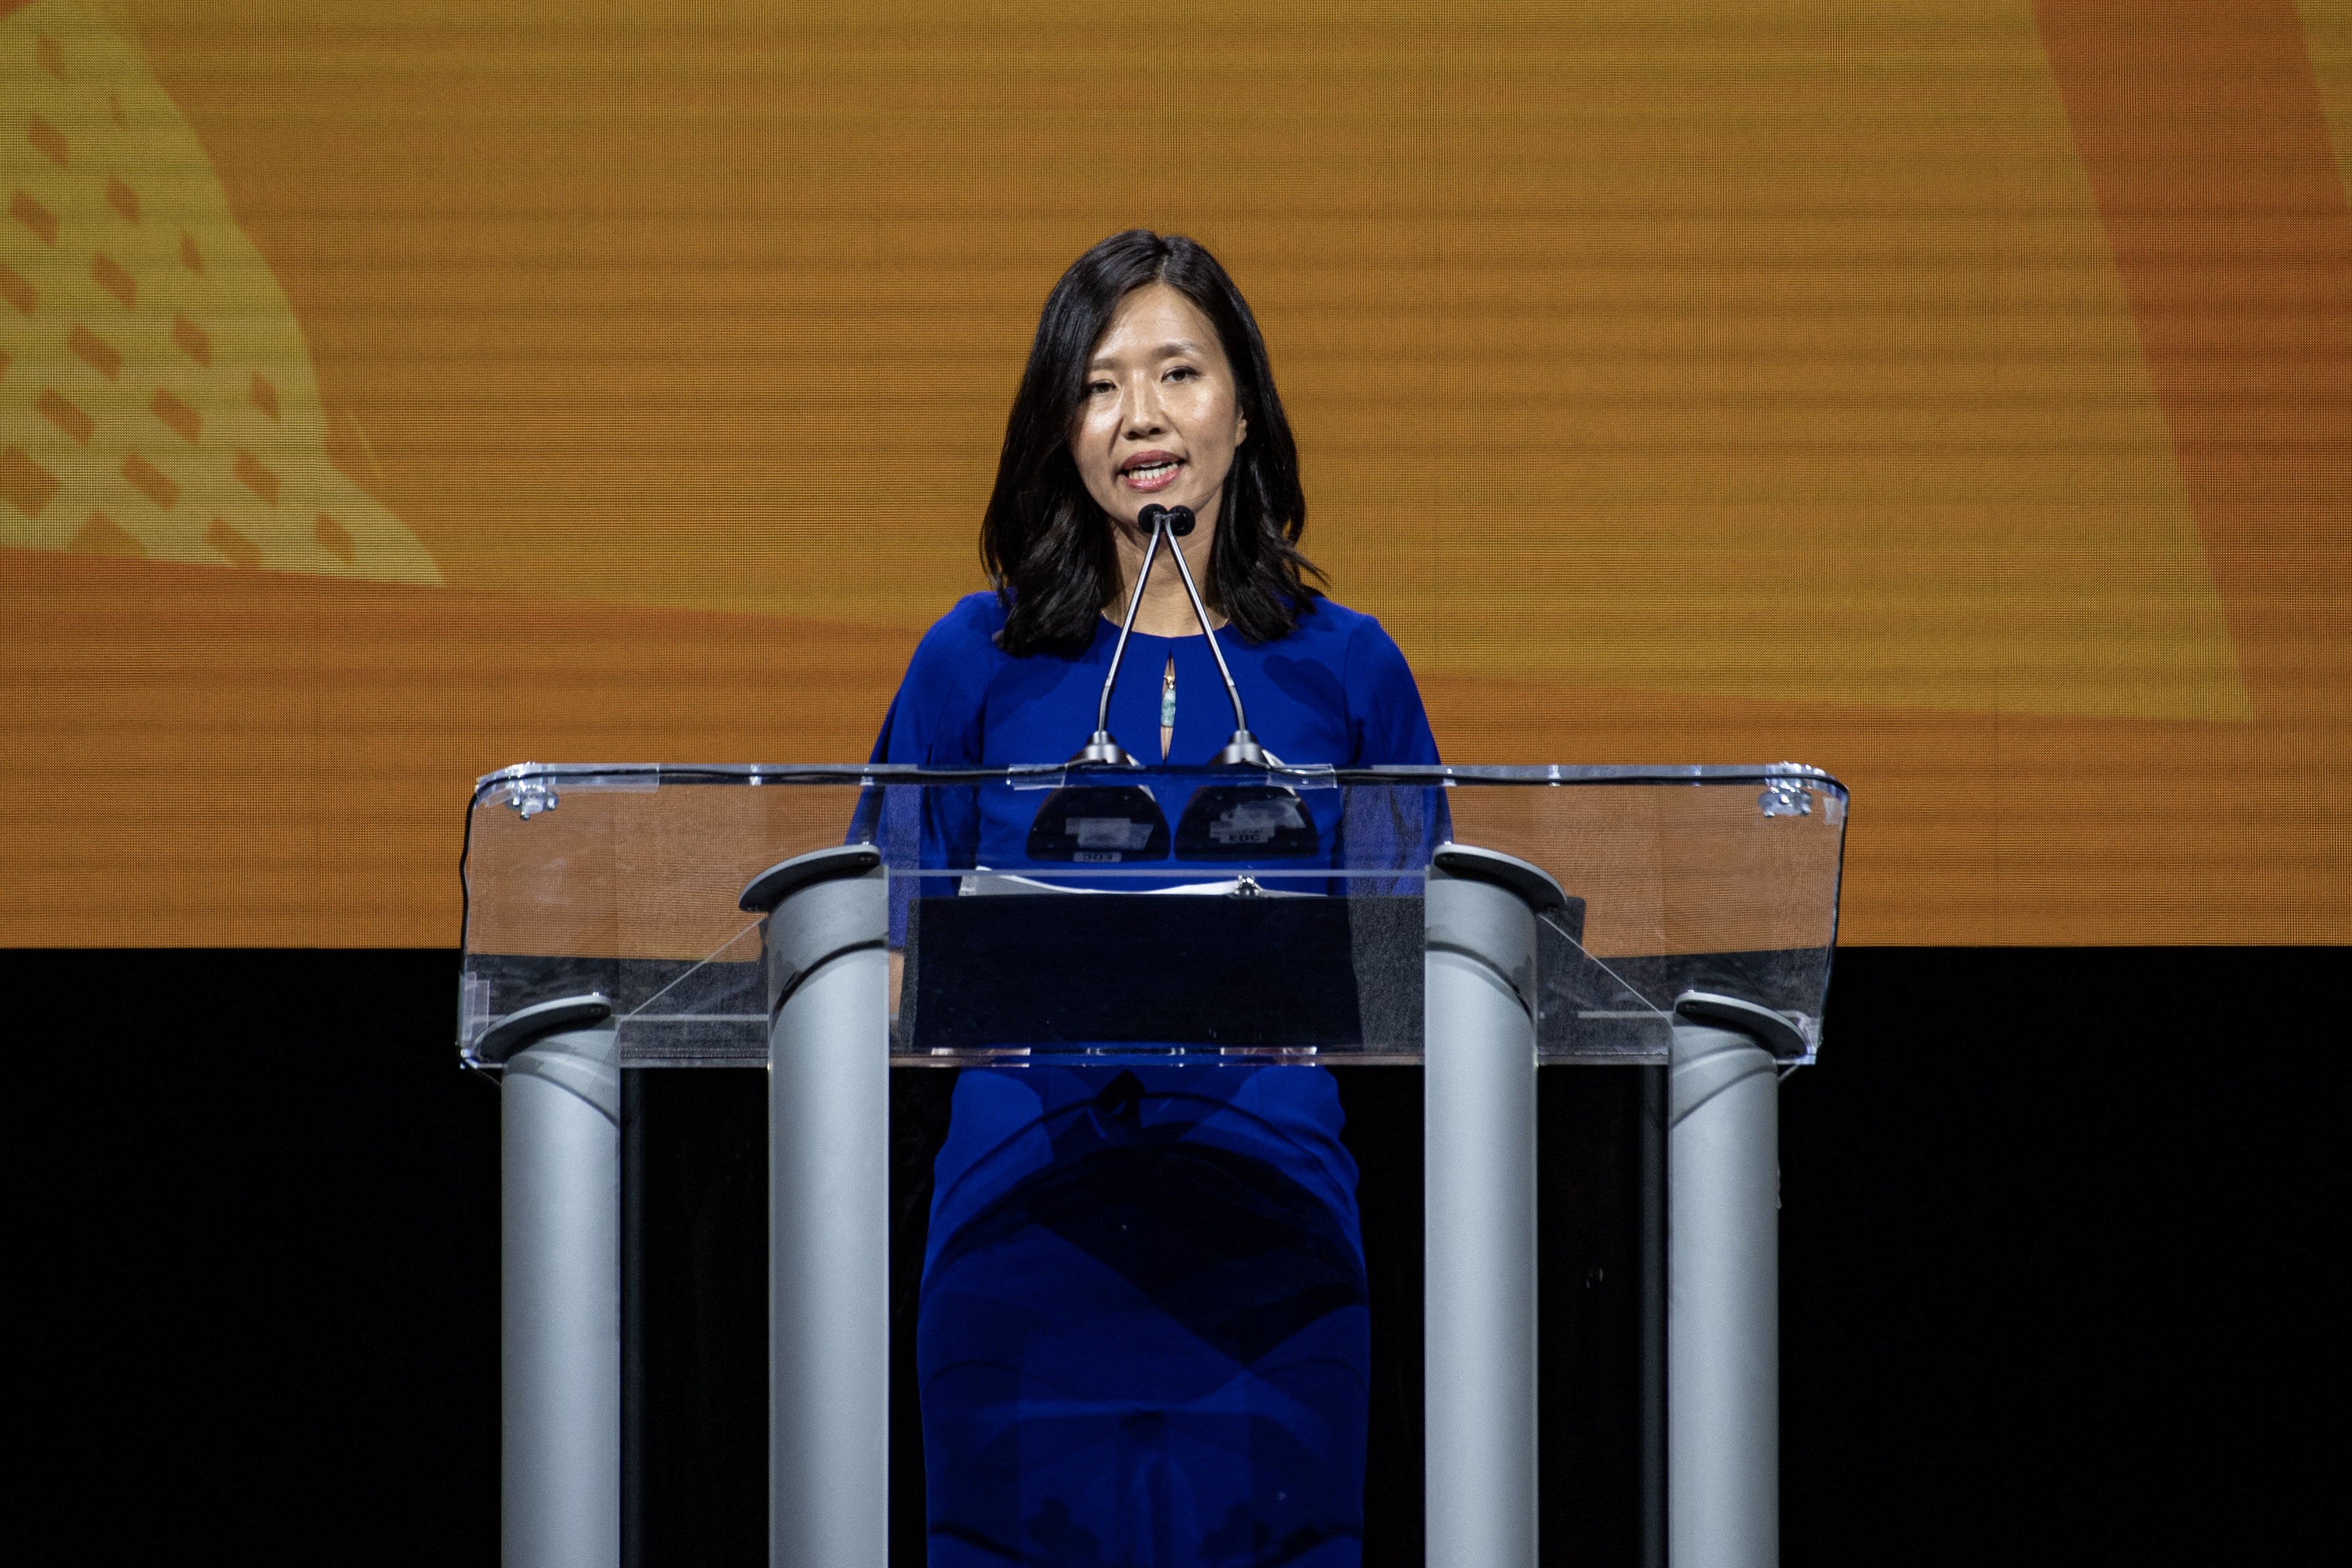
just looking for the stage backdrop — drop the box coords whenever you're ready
[2,0,2344,946]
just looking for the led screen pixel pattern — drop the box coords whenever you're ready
[0,0,2343,946]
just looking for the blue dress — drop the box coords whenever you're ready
[869,593,1440,1568]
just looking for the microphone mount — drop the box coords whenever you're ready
[1067,501,1283,770]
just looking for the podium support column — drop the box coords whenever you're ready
[490,994,622,1568]
[743,846,889,1568]
[1667,991,1794,1568]
[1423,845,1563,1568]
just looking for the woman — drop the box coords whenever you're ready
[872,231,1439,1567]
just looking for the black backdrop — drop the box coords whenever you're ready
[11,948,2326,1564]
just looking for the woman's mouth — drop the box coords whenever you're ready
[1119,455,1184,492]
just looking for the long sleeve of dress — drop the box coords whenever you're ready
[860,597,996,946]
[1335,613,1449,887]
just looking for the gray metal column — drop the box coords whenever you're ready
[489,994,622,1568]
[1667,991,1799,1568]
[741,846,890,1568]
[1423,844,1564,1568]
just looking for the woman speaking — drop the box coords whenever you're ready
[872,230,1439,1567]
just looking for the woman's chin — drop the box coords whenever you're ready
[1097,474,1216,526]
[1108,497,1205,527]
[1130,489,1211,517]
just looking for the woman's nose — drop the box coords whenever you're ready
[1123,377,1166,436]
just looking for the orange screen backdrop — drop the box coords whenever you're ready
[2,0,2345,946]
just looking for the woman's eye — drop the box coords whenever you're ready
[1086,380,1114,396]
[1165,367,1195,382]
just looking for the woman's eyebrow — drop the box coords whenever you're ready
[1088,340,1208,370]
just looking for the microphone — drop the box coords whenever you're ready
[1067,504,1174,766]
[1158,505,1282,767]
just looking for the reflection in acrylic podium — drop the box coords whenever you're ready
[461,760,1845,1568]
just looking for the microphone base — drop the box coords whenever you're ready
[1067,732,1143,768]
[1211,731,1284,768]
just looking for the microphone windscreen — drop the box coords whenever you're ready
[1166,506,1197,538]
[1137,503,1169,533]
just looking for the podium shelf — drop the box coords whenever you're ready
[459,762,1847,1069]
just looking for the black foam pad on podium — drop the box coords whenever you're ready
[902,892,1425,1052]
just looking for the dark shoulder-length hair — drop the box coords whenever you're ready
[980,230,1322,657]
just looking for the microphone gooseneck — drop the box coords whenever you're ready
[1067,504,1172,766]
[1159,506,1283,768]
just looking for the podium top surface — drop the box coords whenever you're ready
[461,762,1847,1069]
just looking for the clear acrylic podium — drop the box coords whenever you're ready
[461,761,1847,1568]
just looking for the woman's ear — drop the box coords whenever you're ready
[1236,412,1249,445]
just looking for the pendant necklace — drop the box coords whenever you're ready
[1159,654,1177,761]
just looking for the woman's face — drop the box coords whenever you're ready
[1071,281,1248,535]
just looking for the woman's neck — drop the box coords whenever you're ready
[1106,511,1222,637]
